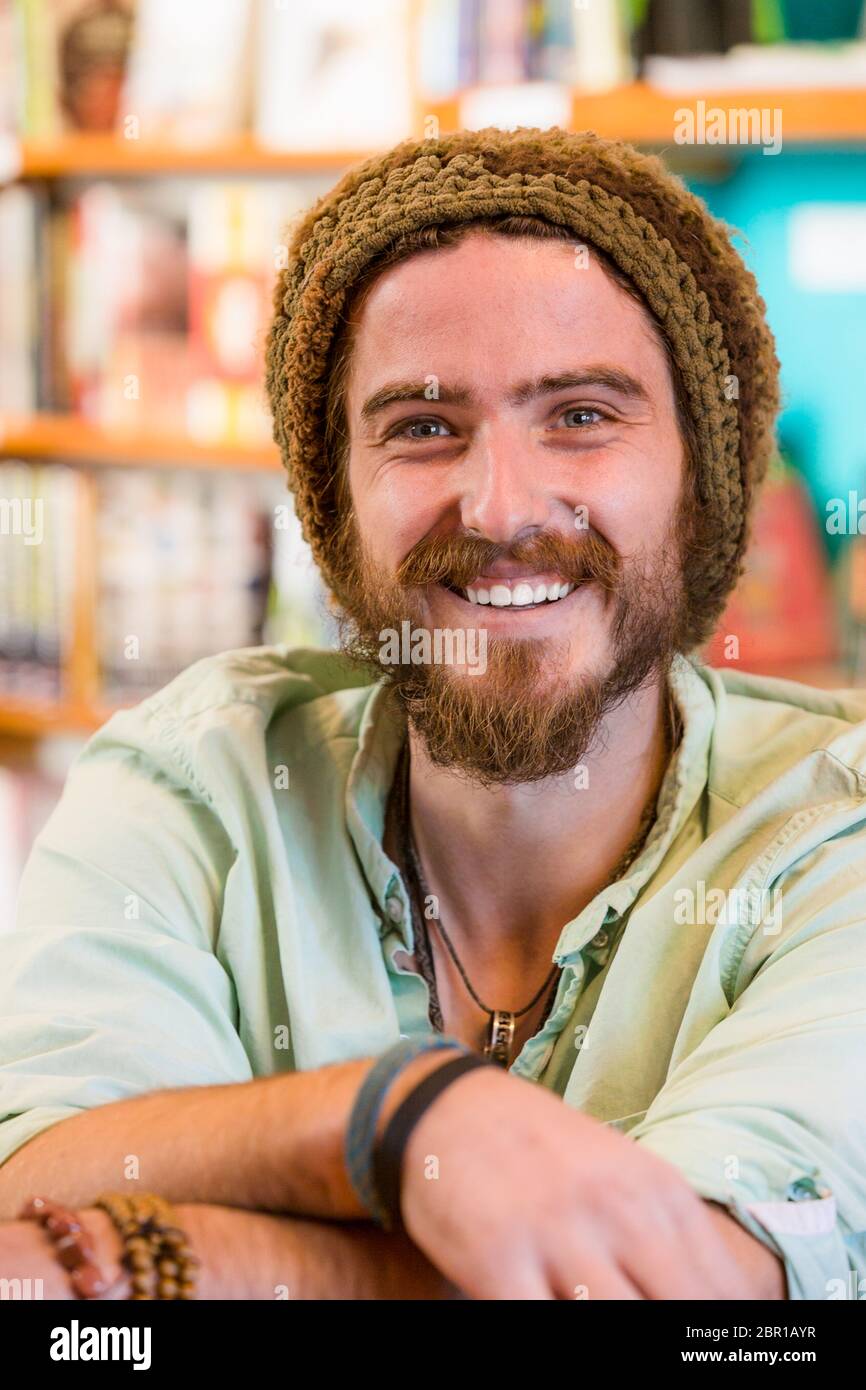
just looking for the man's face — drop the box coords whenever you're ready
[334,232,692,786]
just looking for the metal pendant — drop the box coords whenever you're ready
[485,1010,516,1067]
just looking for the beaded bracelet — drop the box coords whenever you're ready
[95,1192,200,1300]
[19,1196,118,1299]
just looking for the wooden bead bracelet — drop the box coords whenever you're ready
[95,1192,200,1300]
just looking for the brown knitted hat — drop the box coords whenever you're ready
[265,125,780,630]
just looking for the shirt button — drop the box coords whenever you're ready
[385,895,404,922]
[591,929,609,949]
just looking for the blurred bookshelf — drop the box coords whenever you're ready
[2,0,866,748]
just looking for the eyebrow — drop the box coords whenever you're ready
[359,368,652,427]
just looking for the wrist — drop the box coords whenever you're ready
[341,1042,468,1225]
[79,1208,131,1300]
[374,1049,495,1234]
[400,1062,509,1213]
[4,1207,129,1301]
[373,1047,468,1146]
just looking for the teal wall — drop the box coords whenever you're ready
[687,147,866,553]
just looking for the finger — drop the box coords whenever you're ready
[619,1192,746,1299]
[549,1245,644,1300]
[464,1255,557,1301]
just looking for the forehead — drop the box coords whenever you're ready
[345,232,668,402]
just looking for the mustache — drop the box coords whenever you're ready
[395,528,622,592]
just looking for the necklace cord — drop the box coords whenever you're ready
[391,684,680,1041]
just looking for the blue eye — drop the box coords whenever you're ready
[396,418,452,440]
[560,407,605,428]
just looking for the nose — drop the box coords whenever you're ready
[458,423,550,544]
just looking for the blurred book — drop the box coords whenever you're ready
[645,42,866,91]
[20,178,306,442]
[121,0,252,143]
[417,0,462,97]
[0,458,335,708]
[263,484,338,651]
[0,182,41,412]
[417,0,633,99]
[633,0,752,62]
[255,0,413,151]
[4,0,422,148]
[95,467,271,698]
[0,460,77,697]
[185,182,287,446]
[0,0,21,137]
[94,469,333,701]
[569,0,633,90]
[64,180,191,429]
[702,461,840,674]
[478,0,528,84]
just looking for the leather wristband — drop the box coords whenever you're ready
[372,1051,492,1233]
[344,1034,469,1226]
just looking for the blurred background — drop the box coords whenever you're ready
[1,0,866,927]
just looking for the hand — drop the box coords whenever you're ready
[398,1065,754,1300]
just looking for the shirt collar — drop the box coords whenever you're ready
[345,653,717,956]
[345,679,408,931]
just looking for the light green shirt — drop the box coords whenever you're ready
[2,645,866,1300]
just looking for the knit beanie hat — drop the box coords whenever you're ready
[265,126,780,632]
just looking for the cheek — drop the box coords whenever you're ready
[349,456,438,564]
[582,448,682,551]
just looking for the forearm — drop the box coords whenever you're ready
[0,1062,371,1221]
[0,1203,459,1301]
[0,1049,457,1223]
[184,1205,459,1300]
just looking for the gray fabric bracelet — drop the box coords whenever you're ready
[345,1034,469,1227]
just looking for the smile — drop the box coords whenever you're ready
[444,572,578,611]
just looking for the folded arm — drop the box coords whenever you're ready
[0,1202,459,1300]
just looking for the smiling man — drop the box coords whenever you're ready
[1,128,866,1303]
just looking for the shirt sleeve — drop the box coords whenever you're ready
[0,703,253,1170]
[628,831,866,1301]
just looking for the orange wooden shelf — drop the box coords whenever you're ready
[0,414,282,470]
[17,133,373,177]
[0,694,124,736]
[574,83,866,143]
[11,87,866,181]
[432,82,866,143]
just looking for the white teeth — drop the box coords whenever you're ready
[458,580,575,607]
[511,582,535,606]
